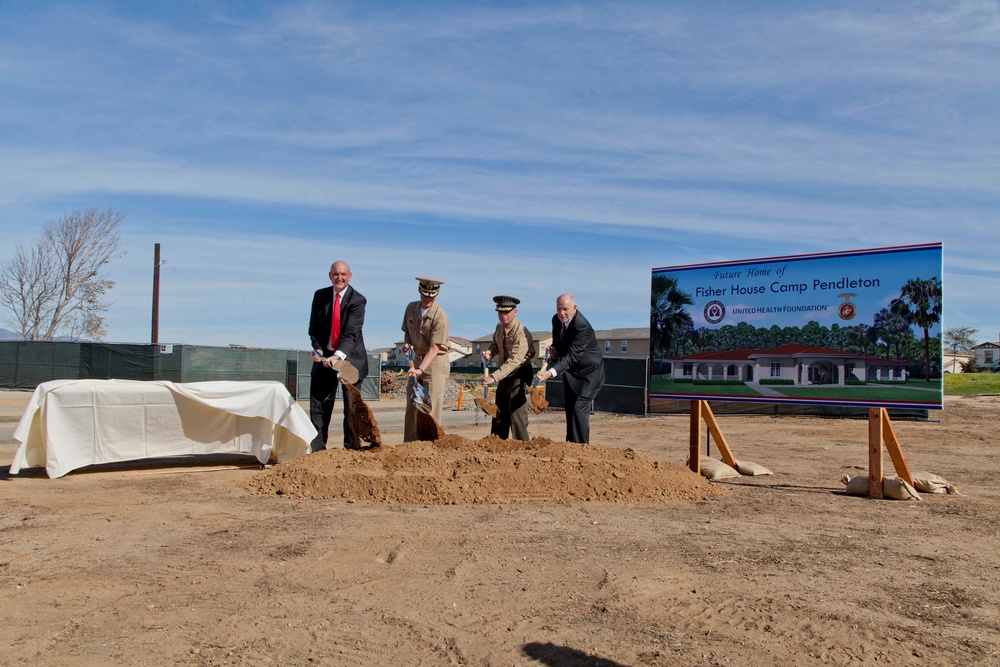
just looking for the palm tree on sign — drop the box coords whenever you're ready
[890,277,943,382]
[650,275,693,360]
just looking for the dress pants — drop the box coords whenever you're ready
[309,361,360,450]
[563,382,595,444]
[403,354,450,442]
[491,367,531,441]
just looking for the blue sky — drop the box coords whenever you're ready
[1,1,997,350]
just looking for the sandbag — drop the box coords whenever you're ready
[842,474,870,497]
[735,459,773,476]
[910,471,960,495]
[698,456,740,480]
[882,476,922,501]
[841,474,921,500]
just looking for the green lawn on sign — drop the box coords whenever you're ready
[650,375,942,402]
[771,384,940,402]
[943,372,1000,396]
[649,376,764,397]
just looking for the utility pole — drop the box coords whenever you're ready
[152,243,161,344]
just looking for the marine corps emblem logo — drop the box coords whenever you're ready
[837,292,857,321]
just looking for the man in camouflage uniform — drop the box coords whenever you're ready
[482,295,535,441]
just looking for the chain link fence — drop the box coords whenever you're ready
[0,342,303,394]
[295,352,381,402]
[544,356,648,416]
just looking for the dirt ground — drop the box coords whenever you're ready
[1,390,998,666]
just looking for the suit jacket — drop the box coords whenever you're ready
[309,284,369,381]
[550,310,604,398]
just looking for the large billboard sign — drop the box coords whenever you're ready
[649,243,943,410]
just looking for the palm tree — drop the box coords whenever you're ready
[650,275,693,360]
[873,307,911,359]
[846,323,873,355]
[890,277,943,382]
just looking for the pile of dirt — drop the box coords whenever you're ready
[247,434,726,505]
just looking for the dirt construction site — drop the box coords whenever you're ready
[1,388,999,666]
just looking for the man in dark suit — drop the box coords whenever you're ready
[536,293,604,444]
[308,260,369,451]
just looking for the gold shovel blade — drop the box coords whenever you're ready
[333,359,360,385]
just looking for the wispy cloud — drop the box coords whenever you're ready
[1,1,998,345]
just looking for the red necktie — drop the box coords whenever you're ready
[329,291,342,351]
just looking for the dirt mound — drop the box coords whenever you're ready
[247,435,726,505]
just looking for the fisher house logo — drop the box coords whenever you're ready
[837,292,857,321]
[704,300,726,324]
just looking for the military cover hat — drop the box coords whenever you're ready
[493,295,520,312]
[416,277,445,297]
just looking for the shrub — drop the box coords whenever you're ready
[692,379,746,385]
[961,358,980,373]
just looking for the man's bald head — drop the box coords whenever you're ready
[329,261,352,291]
[556,294,577,324]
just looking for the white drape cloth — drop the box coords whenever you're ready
[10,379,316,478]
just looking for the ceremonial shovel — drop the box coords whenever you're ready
[528,349,551,414]
[474,352,500,420]
[407,348,433,414]
[313,351,360,385]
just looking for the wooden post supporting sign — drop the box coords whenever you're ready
[689,400,702,474]
[867,407,914,499]
[881,408,914,486]
[868,408,884,499]
[689,400,737,474]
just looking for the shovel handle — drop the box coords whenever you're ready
[531,361,549,389]
[531,350,552,389]
[481,352,489,399]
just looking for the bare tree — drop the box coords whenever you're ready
[0,208,126,341]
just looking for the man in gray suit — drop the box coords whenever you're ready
[536,293,604,444]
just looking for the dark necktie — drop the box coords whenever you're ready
[329,291,342,350]
[560,322,567,341]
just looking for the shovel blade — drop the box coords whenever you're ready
[410,378,433,414]
[333,359,360,385]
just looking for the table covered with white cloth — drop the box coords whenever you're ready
[9,379,316,478]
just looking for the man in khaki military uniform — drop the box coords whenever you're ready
[401,277,451,441]
[482,295,535,441]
